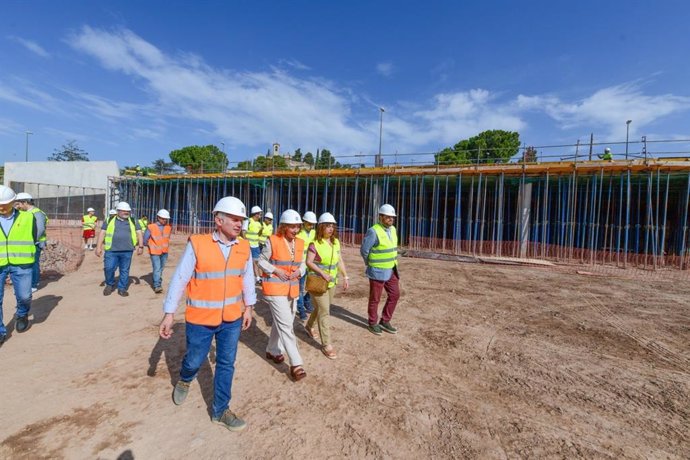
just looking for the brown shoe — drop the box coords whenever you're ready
[321,346,337,360]
[265,352,285,364]
[290,365,306,381]
[305,324,320,340]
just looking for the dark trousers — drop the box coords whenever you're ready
[367,270,400,325]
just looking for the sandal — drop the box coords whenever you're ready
[290,365,307,382]
[265,352,285,364]
[305,325,320,340]
[321,346,337,360]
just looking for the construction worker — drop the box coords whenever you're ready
[15,192,47,293]
[138,215,149,232]
[304,212,350,359]
[0,185,38,344]
[259,209,307,382]
[158,196,255,432]
[599,148,613,161]
[145,209,172,293]
[242,205,263,283]
[258,211,273,249]
[296,211,317,320]
[108,209,116,217]
[95,202,143,297]
[82,207,98,250]
[360,204,400,336]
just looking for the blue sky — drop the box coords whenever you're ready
[2,0,690,167]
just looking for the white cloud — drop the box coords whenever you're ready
[376,62,394,77]
[279,58,311,71]
[8,36,50,58]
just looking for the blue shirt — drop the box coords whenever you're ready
[360,224,396,281]
[163,231,257,314]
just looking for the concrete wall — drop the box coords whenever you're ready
[4,161,119,191]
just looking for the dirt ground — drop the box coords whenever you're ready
[0,232,688,459]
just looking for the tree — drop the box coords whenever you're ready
[152,158,179,174]
[315,148,337,169]
[303,151,314,167]
[169,145,228,173]
[522,146,538,163]
[253,155,288,171]
[235,160,254,170]
[434,130,520,165]
[48,140,89,161]
[292,148,302,162]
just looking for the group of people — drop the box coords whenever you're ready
[0,185,48,346]
[157,196,402,432]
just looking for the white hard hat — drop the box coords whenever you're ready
[109,209,117,215]
[378,204,396,217]
[116,202,132,212]
[213,196,247,218]
[302,211,317,224]
[15,192,33,201]
[318,212,337,224]
[0,185,16,205]
[87,207,95,212]
[604,148,611,153]
[250,205,262,215]
[157,209,171,219]
[264,212,274,220]
[279,209,302,224]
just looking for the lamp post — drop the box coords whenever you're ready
[625,120,632,160]
[377,107,385,167]
[25,130,33,162]
[220,141,226,171]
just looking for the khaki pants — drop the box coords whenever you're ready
[265,295,304,366]
[306,285,335,347]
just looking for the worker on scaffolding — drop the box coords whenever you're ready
[258,212,274,250]
[15,192,47,293]
[144,209,172,294]
[82,207,98,250]
[361,204,401,336]
[296,211,317,320]
[598,148,613,161]
[242,206,263,283]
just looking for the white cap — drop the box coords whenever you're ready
[378,204,396,217]
[279,209,302,224]
[264,212,274,220]
[109,209,117,215]
[250,205,262,215]
[116,202,132,212]
[87,207,95,212]
[318,212,336,224]
[157,209,171,219]
[15,192,33,201]
[213,196,247,218]
[302,211,317,224]
[0,185,16,205]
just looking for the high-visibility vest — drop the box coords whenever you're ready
[104,217,137,250]
[83,214,98,231]
[245,219,262,247]
[262,235,303,298]
[296,227,315,259]
[308,238,341,289]
[28,207,48,242]
[185,235,249,326]
[138,218,148,230]
[0,211,36,266]
[258,222,273,244]
[367,224,398,269]
[147,223,171,255]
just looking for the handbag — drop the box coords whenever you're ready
[305,273,328,295]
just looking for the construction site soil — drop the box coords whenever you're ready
[0,233,688,459]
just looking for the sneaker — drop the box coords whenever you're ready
[379,321,398,334]
[172,380,191,405]
[103,285,114,296]
[31,287,37,293]
[117,289,129,297]
[154,286,163,294]
[16,315,30,333]
[212,409,247,432]
[367,324,383,336]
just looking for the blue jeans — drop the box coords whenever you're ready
[296,274,312,318]
[32,245,42,289]
[150,253,168,289]
[250,246,261,260]
[179,318,242,418]
[104,250,134,291]
[0,265,33,335]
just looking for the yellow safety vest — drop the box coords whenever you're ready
[29,207,48,242]
[104,217,137,250]
[83,214,98,230]
[296,228,315,258]
[0,211,36,266]
[245,219,262,247]
[309,238,341,288]
[138,218,148,230]
[367,224,398,269]
[259,222,273,244]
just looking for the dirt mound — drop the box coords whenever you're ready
[41,240,84,275]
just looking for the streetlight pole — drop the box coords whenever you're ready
[625,120,632,160]
[377,107,385,167]
[220,141,226,171]
[25,130,33,162]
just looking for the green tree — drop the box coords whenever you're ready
[48,140,89,161]
[522,146,538,163]
[236,160,254,170]
[169,145,228,173]
[434,130,520,165]
[253,155,288,171]
[315,148,337,169]
[303,152,314,166]
[292,148,302,162]
[152,158,178,174]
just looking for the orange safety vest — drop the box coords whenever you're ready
[185,234,249,326]
[261,234,303,298]
[147,223,172,255]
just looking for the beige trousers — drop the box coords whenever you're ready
[265,295,304,366]
[306,285,336,347]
